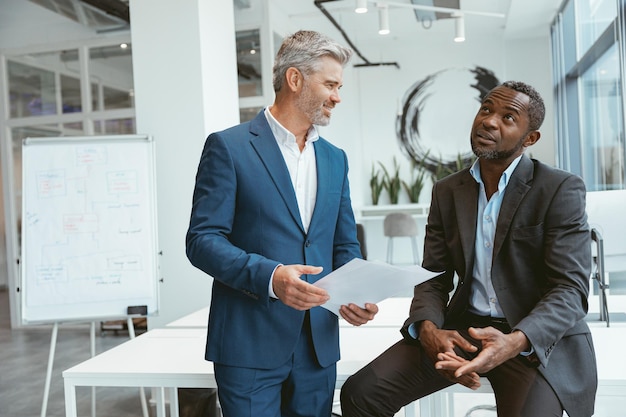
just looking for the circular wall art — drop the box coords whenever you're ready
[396,66,500,174]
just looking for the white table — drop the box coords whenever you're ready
[165,306,209,328]
[63,299,412,417]
[63,328,213,417]
[63,299,626,417]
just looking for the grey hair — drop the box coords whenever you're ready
[272,30,353,92]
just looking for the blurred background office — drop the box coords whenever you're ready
[0,0,624,336]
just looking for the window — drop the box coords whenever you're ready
[580,43,624,190]
[576,0,617,56]
[2,41,136,256]
[8,58,59,118]
[552,0,626,190]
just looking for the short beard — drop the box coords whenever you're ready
[472,137,524,160]
[296,81,330,126]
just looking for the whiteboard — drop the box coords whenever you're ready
[21,135,160,324]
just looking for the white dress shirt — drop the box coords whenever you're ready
[264,107,319,298]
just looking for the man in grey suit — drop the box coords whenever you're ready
[341,81,597,417]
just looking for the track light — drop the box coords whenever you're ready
[453,14,465,42]
[355,0,368,14]
[378,4,390,35]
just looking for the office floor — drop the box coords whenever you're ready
[0,288,151,417]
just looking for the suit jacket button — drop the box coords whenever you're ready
[305,241,311,247]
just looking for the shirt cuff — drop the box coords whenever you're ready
[520,346,534,356]
[268,264,282,299]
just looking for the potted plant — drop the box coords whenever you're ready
[402,159,427,203]
[380,158,402,204]
[369,163,385,205]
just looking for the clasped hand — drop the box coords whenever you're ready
[272,264,378,326]
[420,322,530,390]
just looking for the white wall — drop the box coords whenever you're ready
[318,33,555,210]
[130,0,239,329]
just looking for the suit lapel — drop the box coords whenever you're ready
[453,171,479,276]
[249,114,304,232]
[493,155,533,257]
[308,141,329,234]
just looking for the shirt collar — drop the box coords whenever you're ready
[470,154,524,189]
[264,106,319,146]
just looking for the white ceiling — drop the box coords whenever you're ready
[268,0,564,42]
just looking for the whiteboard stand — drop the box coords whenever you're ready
[41,322,59,417]
[127,316,150,417]
[40,319,149,417]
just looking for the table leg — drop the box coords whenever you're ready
[154,387,167,417]
[404,401,417,417]
[419,391,450,417]
[169,387,179,417]
[64,381,78,417]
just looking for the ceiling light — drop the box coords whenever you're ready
[355,0,368,13]
[378,4,390,35]
[453,14,465,42]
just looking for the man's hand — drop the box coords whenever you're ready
[419,320,481,389]
[339,303,379,326]
[272,264,328,310]
[435,327,530,379]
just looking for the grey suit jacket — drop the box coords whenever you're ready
[401,155,597,417]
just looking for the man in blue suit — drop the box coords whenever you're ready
[186,30,378,417]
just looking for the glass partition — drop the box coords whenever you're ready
[89,44,134,110]
[8,59,58,118]
[60,74,81,113]
[236,29,263,98]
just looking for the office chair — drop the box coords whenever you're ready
[383,212,420,264]
[591,228,610,327]
[464,404,496,416]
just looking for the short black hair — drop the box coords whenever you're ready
[501,80,545,131]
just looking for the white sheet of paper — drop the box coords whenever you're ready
[313,258,440,316]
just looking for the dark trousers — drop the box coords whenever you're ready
[215,313,336,417]
[340,315,562,417]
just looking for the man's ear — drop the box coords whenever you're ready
[523,130,541,148]
[285,67,302,92]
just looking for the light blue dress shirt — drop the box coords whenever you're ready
[468,155,523,318]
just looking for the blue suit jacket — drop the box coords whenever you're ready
[186,111,361,369]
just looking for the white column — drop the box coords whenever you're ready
[130,0,239,328]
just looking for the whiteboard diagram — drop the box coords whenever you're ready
[21,135,160,323]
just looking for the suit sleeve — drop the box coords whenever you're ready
[512,174,591,368]
[401,180,456,336]
[185,133,279,302]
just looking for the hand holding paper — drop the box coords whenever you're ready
[313,258,440,316]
